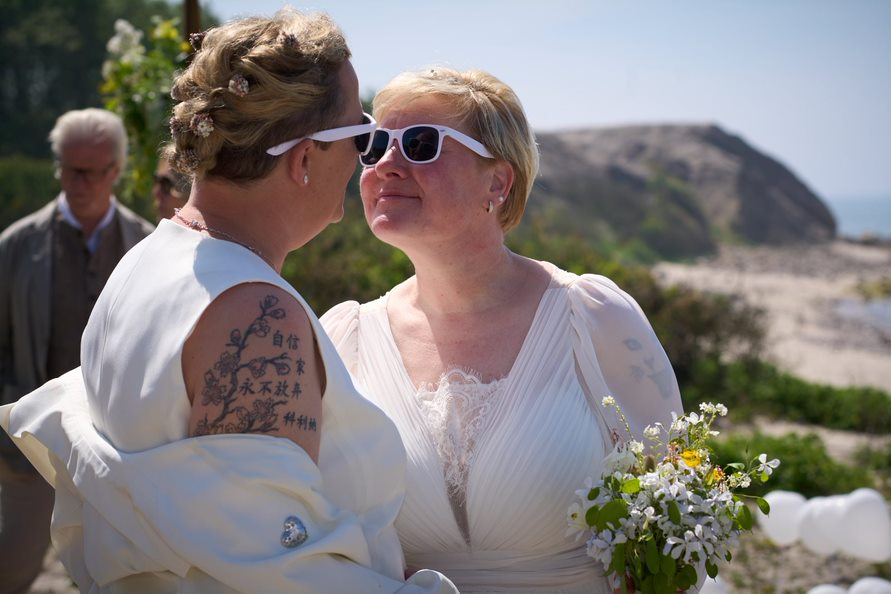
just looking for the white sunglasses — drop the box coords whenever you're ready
[360,124,494,166]
[266,112,377,156]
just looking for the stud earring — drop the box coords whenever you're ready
[303,174,309,185]
[486,200,494,214]
[498,196,505,204]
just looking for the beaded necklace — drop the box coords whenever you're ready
[173,208,268,264]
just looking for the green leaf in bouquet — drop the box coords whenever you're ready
[585,505,600,527]
[645,538,660,573]
[760,471,770,482]
[641,575,656,594]
[661,552,676,577]
[724,462,745,471]
[737,504,753,530]
[676,564,698,590]
[667,500,682,524]
[587,487,600,500]
[756,497,771,515]
[633,551,644,577]
[653,571,673,594]
[622,477,641,494]
[610,542,627,575]
[597,499,629,530]
[706,558,719,579]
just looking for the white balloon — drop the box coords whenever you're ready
[697,576,728,594]
[806,585,847,594]
[849,576,891,594]
[798,496,847,556]
[839,488,891,562]
[759,490,807,546]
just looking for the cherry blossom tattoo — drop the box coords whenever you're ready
[193,295,316,435]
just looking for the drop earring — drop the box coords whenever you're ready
[303,174,309,185]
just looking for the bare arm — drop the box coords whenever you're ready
[182,283,323,463]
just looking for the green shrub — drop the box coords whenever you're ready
[711,432,875,498]
[281,197,413,314]
[101,17,190,221]
[0,156,57,231]
[855,276,891,299]
[684,358,891,434]
[854,441,891,497]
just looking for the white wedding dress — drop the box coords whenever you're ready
[1,220,456,594]
[323,267,683,593]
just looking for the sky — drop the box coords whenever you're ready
[201,0,891,201]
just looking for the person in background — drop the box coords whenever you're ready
[321,67,684,593]
[1,11,455,594]
[0,107,153,594]
[152,157,191,220]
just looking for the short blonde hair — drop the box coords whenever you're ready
[49,108,128,172]
[164,8,351,182]
[372,68,539,232]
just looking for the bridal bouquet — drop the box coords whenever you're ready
[567,398,779,594]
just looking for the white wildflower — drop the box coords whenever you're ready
[602,444,637,474]
[566,502,589,539]
[106,19,145,65]
[727,473,751,489]
[756,453,780,476]
[699,402,728,416]
[670,411,688,433]
[643,424,661,440]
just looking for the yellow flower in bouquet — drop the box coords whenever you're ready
[567,398,779,594]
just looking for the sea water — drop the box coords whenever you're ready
[824,194,891,333]
[837,298,891,333]
[824,194,891,239]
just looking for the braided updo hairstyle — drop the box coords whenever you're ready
[164,8,351,182]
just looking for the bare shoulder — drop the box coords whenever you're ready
[182,282,323,462]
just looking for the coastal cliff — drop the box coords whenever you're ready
[530,124,837,259]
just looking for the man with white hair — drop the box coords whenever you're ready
[0,107,153,593]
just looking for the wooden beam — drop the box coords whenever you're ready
[185,0,201,37]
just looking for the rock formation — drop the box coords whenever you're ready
[528,124,836,259]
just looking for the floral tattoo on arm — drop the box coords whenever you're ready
[193,295,316,436]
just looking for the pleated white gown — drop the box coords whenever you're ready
[324,268,683,594]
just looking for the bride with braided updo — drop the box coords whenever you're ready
[1,9,456,594]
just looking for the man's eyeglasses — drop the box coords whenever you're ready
[266,112,377,156]
[359,124,494,167]
[59,161,118,184]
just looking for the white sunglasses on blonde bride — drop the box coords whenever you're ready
[360,124,494,166]
[266,112,377,156]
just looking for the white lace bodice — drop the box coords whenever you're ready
[321,267,684,594]
[415,369,507,545]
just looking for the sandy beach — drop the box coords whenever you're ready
[654,240,891,392]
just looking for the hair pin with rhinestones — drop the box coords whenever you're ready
[189,31,206,51]
[228,74,250,97]
[189,112,214,138]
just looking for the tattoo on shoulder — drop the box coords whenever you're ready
[193,295,317,436]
